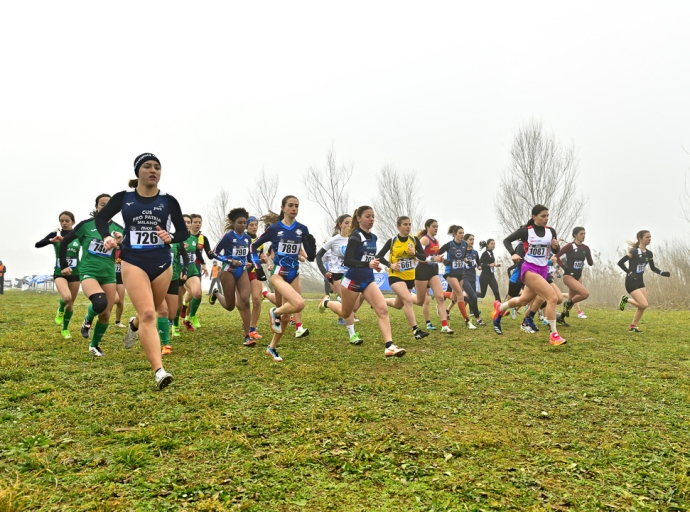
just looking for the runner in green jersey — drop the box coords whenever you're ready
[35,210,80,339]
[59,194,124,356]
[159,241,189,354]
[179,214,216,330]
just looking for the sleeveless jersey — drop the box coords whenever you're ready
[215,230,252,269]
[424,236,439,259]
[345,230,378,282]
[523,225,553,267]
[388,235,418,280]
[322,234,348,274]
[72,218,124,278]
[444,240,468,276]
[121,190,171,255]
[54,231,81,277]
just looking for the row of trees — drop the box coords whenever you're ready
[206,119,590,256]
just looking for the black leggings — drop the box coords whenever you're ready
[462,278,481,318]
[478,272,500,301]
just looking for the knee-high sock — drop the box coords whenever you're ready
[90,321,108,347]
[190,297,202,317]
[457,302,469,320]
[62,310,73,330]
[158,317,170,346]
[86,304,97,323]
[58,298,66,313]
[173,308,180,327]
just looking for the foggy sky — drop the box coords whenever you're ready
[2,1,689,278]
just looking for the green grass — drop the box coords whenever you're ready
[0,291,689,511]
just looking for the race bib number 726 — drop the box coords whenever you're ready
[131,230,164,249]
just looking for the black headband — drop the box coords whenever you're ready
[133,153,160,176]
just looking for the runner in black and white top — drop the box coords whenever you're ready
[556,227,593,320]
[617,230,670,332]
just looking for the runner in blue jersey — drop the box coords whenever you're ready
[97,153,189,389]
[437,225,473,329]
[321,205,406,358]
[250,195,316,362]
[210,207,255,347]
[461,234,486,327]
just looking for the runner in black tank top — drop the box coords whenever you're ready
[556,227,593,319]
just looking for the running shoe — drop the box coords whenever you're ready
[115,322,127,328]
[541,319,549,325]
[295,326,310,338]
[493,318,503,335]
[318,296,329,313]
[249,331,263,340]
[441,325,454,334]
[475,318,486,327]
[124,317,138,349]
[89,345,105,357]
[491,300,502,321]
[81,317,92,339]
[337,318,346,326]
[465,319,477,330]
[510,308,516,319]
[414,329,430,340]
[269,307,282,334]
[289,315,295,325]
[549,332,567,346]
[180,302,188,319]
[209,290,217,305]
[155,368,173,390]
[61,329,71,340]
[243,335,256,347]
[520,321,536,334]
[354,315,359,322]
[426,322,436,331]
[556,313,570,327]
[349,333,364,345]
[183,319,195,332]
[172,326,180,337]
[189,316,201,329]
[629,326,643,333]
[161,345,172,355]
[384,344,406,357]
[266,346,283,362]
[619,295,628,311]
[55,308,64,325]
[577,311,588,319]
[525,317,540,332]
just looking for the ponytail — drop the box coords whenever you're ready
[417,218,437,239]
[261,212,280,228]
[479,238,493,251]
[128,178,138,188]
[629,230,650,249]
[333,214,352,236]
[90,193,111,217]
[447,225,463,236]
[571,226,585,241]
[527,204,548,226]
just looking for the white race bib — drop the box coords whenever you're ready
[88,239,113,257]
[452,260,464,270]
[131,230,164,249]
[361,254,374,263]
[398,258,415,271]
[233,246,249,257]
[528,245,547,258]
[277,241,300,255]
[636,263,646,273]
[58,257,78,268]
[573,260,584,270]
[116,262,122,273]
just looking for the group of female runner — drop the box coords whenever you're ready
[36,154,672,389]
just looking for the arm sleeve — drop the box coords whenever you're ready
[251,227,273,264]
[585,245,594,266]
[344,235,368,269]
[58,222,83,269]
[479,251,491,270]
[555,243,572,268]
[437,243,451,266]
[414,238,427,261]
[376,239,392,267]
[94,191,125,239]
[648,252,662,274]
[303,227,316,261]
[618,254,631,273]
[179,244,189,267]
[168,196,189,244]
[35,232,58,248]
[202,235,215,259]
[503,227,528,254]
[315,248,329,276]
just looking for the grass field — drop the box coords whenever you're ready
[0,290,689,511]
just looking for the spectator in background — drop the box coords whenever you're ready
[208,260,222,295]
[0,260,5,294]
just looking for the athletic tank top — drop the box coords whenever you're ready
[444,240,468,275]
[121,190,171,253]
[523,225,553,267]
[389,235,417,280]
[344,230,377,282]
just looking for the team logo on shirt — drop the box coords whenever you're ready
[154,204,164,211]
[277,231,283,236]
[125,202,134,206]
[296,229,303,236]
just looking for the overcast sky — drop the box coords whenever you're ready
[2,1,689,278]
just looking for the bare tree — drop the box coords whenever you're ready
[205,188,230,244]
[248,168,279,219]
[302,145,354,237]
[494,119,588,238]
[372,164,426,240]
[681,146,690,226]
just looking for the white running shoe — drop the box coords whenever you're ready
[465,319,477,330]
[295,326,310,338]
[269,307,282,334]
[89,346,105,357]
[384,344,406,357]
[441,325,454,334]
[511,308,517,320]
[123,317,138,349]
[115,322,127,328]
[578,312,588,319]
[155,368,173,390]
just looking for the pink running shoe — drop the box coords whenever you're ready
[549,332,567,346]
